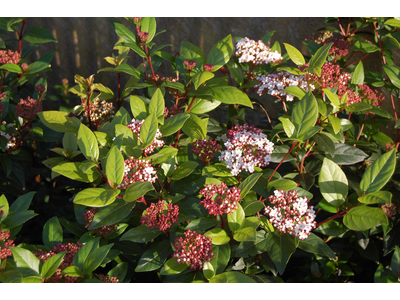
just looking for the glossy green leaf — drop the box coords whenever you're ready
[180,41,206,66]
[209,271,256,283]
[207,86,253,108]
[327,143,368,165]
[10,247,40,273]
[52,162,98,183]
[0,63,22,73]
[351,61,364,85]
[184,217,219,231]
[313,132,336,156]
[129,95,148,120]
[267,179,298,192]
[343,206,388,231]
[210,243,231,275]
[41,251,67,279]
[291,91,318,139]
[160,257,189,275]
[108,20,136,43]
[88,199,135,230]
[2,210,38,228]
[283,43,305,66]
[160,113,190,136]
[0,270,23,283]
[83,244,114,274]
[140,17,157,43]
[279,117,295,138]
[25,60,50,74]
[204,228,230,245]
[181,114,207,141]
[360,149,396,194]
[104,145,125,188]
[202,163,232,177]
[0,194,9,221]
[382,65,400,89]
[60,266,82,277]
[323,89,341,107]
[319,158,348,207]
[298,233,336,259]
[228,203,245,232]
[120,225,162,243]
[171,161,199,180]
[77,124,99,161]
[72,237,100,272]
[308,42,333,75]
[23,26,57,43]
[192,71,215,90]
[266,231,296,275]
[123,181,154,203]
[391,246,400,276]
[135,240,171,272]
[73,188,120,207]
[284,86,306,99]
[233,227,257,242]
[149,88,165,125]
[206,34,233,71]
[328,115,341,134]
[358,191,392,205]
[43,216,63,249]
[140,113,158,148]
[37,111,81,133]
[238,173,263,198]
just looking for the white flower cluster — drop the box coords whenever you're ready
[0,121,17,150]
[235,37,283,65]
[265,190,316,240]
[255,71,315,101]
[127,118,164,154]
[218,124,274,176]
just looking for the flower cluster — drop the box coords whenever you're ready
[80,98,115,127]
[357,84,385,107]
[199,182,241,216]
[97,274,120,283]
[16,96,43,120]
[255,71,315,100]
[127,118,165,154]
[117,156,157,191]
[140,200,179,232]
[203,63,214,72]
[382,202,399,217]
[235,37,282,65]
[172,230,214,270]
[190,139,221,164]
[83,208,119,237]
[0,49,21,65]
[218,124,274,176]
[184,59,196,71]
[34,242,83,283]
[304,31,333,44]
[324,38,350,60]
[0,121,18,151]
[264,190,316,240]
[0,91,6,101]
[0,230,15,259]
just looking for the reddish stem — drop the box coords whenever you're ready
[17,19,26,54]
[268,141,297,182]
[316,202,361,227]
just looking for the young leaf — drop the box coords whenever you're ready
[149,88,165,125]
[73,188,120,207]
[283,43,305,66]
[279,117,295,138]
[104,145,125,188]
[360,149,396,194]
[77,124,99,161]
[319,158,348,207]
[41,251,67,279]
[140,113,158,148]
[43,216,63,249]
[351,61,364,85]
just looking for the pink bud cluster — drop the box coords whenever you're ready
[0,91,6,100]
[382,202,399,217]
[81,98,115,127]
[203,64,214,72]
[190,139,221,165]
[173,230,214,270]
[255,71,315,101]
[33,242,83,283]
[324,38,350,60]
[0,49,21,65]
[0,230,15,259]
[97,273,120,283]
[357,84,385,107]
[117,156,157,191]
[83,208,119,237]
[184,60,196,71]
[127,118,165,154]
[235,37,283,65]
[0,121,18,150]
[265,190,316,240]
[199,182,241,216]
[304,31,333,44]
[140,200,179,232]
[218,124,274,176]
[138,31,149,43]
[16,96,43,120]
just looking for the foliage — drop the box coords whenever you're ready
[0,17,400,283]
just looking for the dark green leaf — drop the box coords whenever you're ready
[184,217,219,231]
[88,199,135,230]
[41,251,66,279]
[23,26,57,43]
[108,20,136,43]
[238,173,263,198]
[160,113,190,136]
[266,231,296,275]
[291,91,318,139]
[135,240,171,272]
[83,244,114,274]
[123,181,154,203]
[104,145,125,188]
[120,225,161,243]
[43,216,63,249]
[298,233,336,259]
[343,206,388,231]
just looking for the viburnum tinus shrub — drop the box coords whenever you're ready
[1,17,400,283]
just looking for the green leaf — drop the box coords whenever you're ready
[181,114,207,141]
[0,63,22,73]
[52,162,98,183]
[23,26,57,43]
[140,17,157,43]
[283,43,305,66]
[123,181,154,203]
[160,258,189,276]
[351,61,364,85]
[360,149,396,194]
[345,102,373,112]
[135,240,171,272]
[25,60,50,75]
[209,271,256,283]
[262,30,276,45]
[206,34,233,71]
[279,117,295,138]
[384,18,400,28]
[298,233,336,259]
[104,145,125,188]
[328,115,341,134]
[72,238,100,272]
[327,143,368,165]
[343,206,388,231]
[120,225,162,243]
[291,91,318,139]
[266,231,296,275]
[73,188,120,207]
[77,124,99,161]
[307,42,333,75]
[114,63,141,78]
[140,113,158,148]
[319,158,348,207]
[238,173,263,198]
[391,245,400,276]
[0,270,23,283]
[43,216,63,249]
[192,71,215,90]
[129,95,148,120]
[88,199,135,230]
[41,251,67,279]
[323,89,341,107]
[268,179,298,192]
[60,265,82,277]
[160,113,190,136]
[149,88,165,125]
[351,40,380,53]
[207,86,253,108]
[202,261,215,280]
[358,191,392,205]
[37,111,81,133]
[108,20,136,43]
[184,217,219,231]
[204,228,230,245]
[10,247,40,273]
[202,163,232,177]
[0,194,9,221]
[171,161,199,180]
[2,211,37,228]
[83,244,114,274]
[233,227,257,242]
[383,65,400,89]
[180,41,206,66]
[313,132,336,156]
[228,203,245,232]
[210,243,231,274]
[284,86,306,99]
